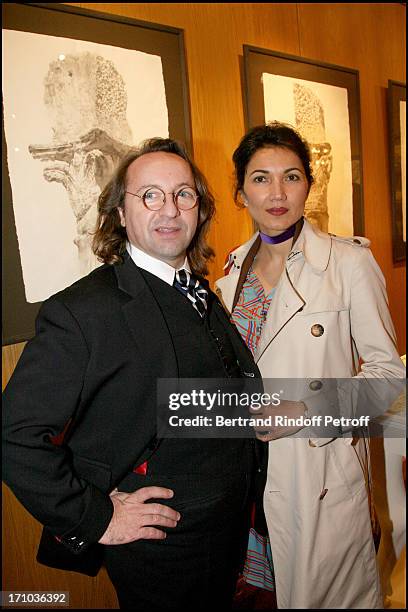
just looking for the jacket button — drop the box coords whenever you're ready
[309,380,323,391]
[311,324,324,337]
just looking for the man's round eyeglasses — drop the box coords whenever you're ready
[125,187,199,211]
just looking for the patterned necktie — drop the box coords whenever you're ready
[173,269,208,318]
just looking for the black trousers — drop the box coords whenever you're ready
[104,471,253,611]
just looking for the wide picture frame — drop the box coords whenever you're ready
[2,2,191,345]
[242,45,364,241]
[387,79,406,263]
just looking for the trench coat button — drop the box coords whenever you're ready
[309,379,323,391]
[311,324,324,337]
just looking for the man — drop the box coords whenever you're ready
[2,138,263,610]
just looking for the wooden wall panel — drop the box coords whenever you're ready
[2,343,25,389]
[3,3,406,608]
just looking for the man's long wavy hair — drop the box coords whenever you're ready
[92,138,215,276]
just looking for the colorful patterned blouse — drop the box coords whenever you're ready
[230,265,276,591]
[231,266,276,356]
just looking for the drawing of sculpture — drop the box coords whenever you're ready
[294,83,333,232]
[29,52,132,275]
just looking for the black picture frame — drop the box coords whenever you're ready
[387,79,406,263]
[242,45,364,237]
[2,2,191,345]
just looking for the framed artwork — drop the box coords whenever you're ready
[387,80,406,263]
[2,2,191,345]
[242,45,364,239]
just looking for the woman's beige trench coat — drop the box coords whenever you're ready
[216,219,405,609]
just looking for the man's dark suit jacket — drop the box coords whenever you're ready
[2,254,261,575]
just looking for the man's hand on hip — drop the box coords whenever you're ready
[99,486,180,545]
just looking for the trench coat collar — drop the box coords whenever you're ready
[224,218,332,274]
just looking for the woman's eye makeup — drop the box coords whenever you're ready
[251,172,303,183]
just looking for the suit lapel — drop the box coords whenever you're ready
[114,255,178,379]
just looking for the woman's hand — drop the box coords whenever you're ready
[250,400,306,441]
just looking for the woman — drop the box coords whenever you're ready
[216,122,405,609]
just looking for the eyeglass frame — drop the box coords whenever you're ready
[125,186,200,211]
